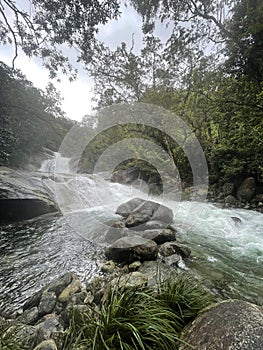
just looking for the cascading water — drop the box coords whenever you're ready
[39,152,70,173]
[0,159,263,315]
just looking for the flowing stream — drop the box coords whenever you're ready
[0,155,263,315]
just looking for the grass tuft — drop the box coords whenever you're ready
[0,319,28,350]
[63,274,214,350]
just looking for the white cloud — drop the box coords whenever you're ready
[1,49,94,121]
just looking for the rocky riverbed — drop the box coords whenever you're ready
[1,198,262,350]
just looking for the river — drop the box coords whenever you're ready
[0,156,262,316]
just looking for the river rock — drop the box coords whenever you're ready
[17,306,39,325]
[141,228,176,244]
[116,198,173,228]
[111,167,140,184]
[116,198,145,217]
[139,220,168,230]
[162,254,181,268]
[36,314,64,342]
[101,260,116,274]
[225,194,237,207]
[58,275,82,303]
[109,271,148,289]
[125,200,173,228]
[47,272,75,297]
[129,261,141,271]
[159,242,191,258]
[23,272,79,314]
[38,291,57,317]
[179,299,263,350]
[237,177,256,201]
[138,261,178,287]
[104,226,129,244]
[105,236,158,263]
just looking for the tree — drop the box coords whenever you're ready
[224,0,263,84]
[87,34,175,108]
[0,0,120,78]
[0,61,73,167]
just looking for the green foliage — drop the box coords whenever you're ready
[0,0,120,78]
[155,274,214,324]
[0,319,28,350]
[0,61,73,168]
[63,275,213,350]
[225,0,263,84]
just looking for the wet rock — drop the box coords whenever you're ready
[36,314,63,342]
[129,261,141,271]
[116,198,173,229]
[110,272,148,289]
[47,272,75,297]
[101,260,116,274]
[125,200,173,228]
[105,236,158,263]
[116,198,145,217]
[141,228,176,244]
[162,254,181,268]
[225,194,237,207]
[33,339,58,350]
[38,291,57,317]
[159,242,191,258]
[179,300,263,350]
[138,261,178,287]
[17,306,39,325]
[231,216,242,225]
[58,275,82,303]
[140,220,168,230]
[23,289,43,311]
[104,226,129,244]
[237,177,256,201]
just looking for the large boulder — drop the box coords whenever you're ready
[237,177,256,202]
[105,236,158,263]
[116,198,173,228]
[179,299,263,350]
[0,167,57,223]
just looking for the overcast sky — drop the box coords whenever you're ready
[0,4,149,122]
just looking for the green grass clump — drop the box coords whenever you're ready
[63,274,214,350]
[155,273,214,325]
[0,319,28,350]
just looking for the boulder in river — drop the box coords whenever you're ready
[179,299,263,350]
[105,236,158,263]
[116,198,173,228]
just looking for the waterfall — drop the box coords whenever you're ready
[39,152,70,173]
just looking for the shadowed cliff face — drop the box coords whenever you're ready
[0,199,57,224]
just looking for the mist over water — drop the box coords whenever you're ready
[0,155,263,315]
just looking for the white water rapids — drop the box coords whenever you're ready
[0,154,262,315]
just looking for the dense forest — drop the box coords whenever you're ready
[0,0,263,197]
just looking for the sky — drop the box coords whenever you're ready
[0,4,147,122]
